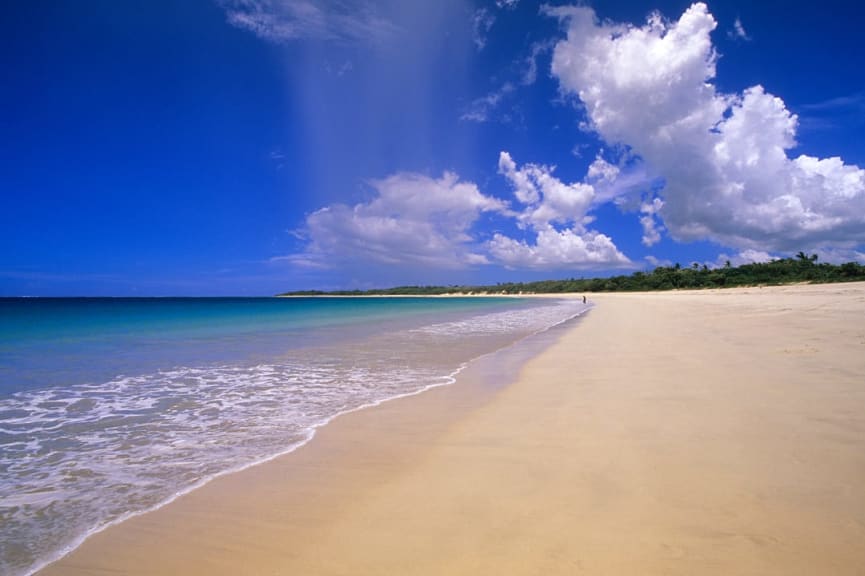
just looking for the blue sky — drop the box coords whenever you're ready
[2,0,864,295]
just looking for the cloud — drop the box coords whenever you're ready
[269,253,331,270]
[472,8,496,50]
[520,40,553,86]
[711,247,865,267]
[489,228,630,269]
[797,91,865,132]
[586,155,619,183]
[221,0,399,44]
[728,17,750,41]
[712,249,774,268]
[583,151,659,211]
[295,172,507,270]
[462,38,555,123]
[287,153,631,273]
[461,83,515,123]
[800,91,865,113]
[547,2,865,254]
[494,151,631,268]
[809,247,865,264]
[474,0,520,53]
[644,255,672,268]
[269,149,287,170]
[497,151,540,204]
[498,151,595,228]
[325,60,354,77]
[639,197,664,246]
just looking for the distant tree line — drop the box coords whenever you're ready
[279,253,865,296]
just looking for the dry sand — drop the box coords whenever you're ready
[40,283,865,575]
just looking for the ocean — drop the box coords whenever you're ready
[0,296,590,575]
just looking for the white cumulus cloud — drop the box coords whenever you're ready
[299,172,507,269]
[498,151,595,228]
[547,2,865,253]
[494,151,631,269]
[586,155,620,183]
[489,228,629,269]
[288,153,632,273]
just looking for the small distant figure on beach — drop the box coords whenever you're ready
[582,295,587,304]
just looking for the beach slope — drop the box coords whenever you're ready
[40,283,865,575]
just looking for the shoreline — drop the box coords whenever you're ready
[31,298,589,576]
[38,284,865,574]
[24,361,469,576]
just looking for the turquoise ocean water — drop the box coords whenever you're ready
[0,296,589,575]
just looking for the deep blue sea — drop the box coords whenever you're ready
[0,296,590,575]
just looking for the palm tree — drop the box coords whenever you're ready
[795,251,818,265]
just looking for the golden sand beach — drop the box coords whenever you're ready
[40,283,865,575]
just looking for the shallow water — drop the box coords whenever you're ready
[0,296,589,576]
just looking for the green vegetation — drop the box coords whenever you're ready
[279,254,865,296]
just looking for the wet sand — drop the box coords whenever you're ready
[40,283,865,575]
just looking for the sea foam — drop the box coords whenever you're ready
[0,297,589,575]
